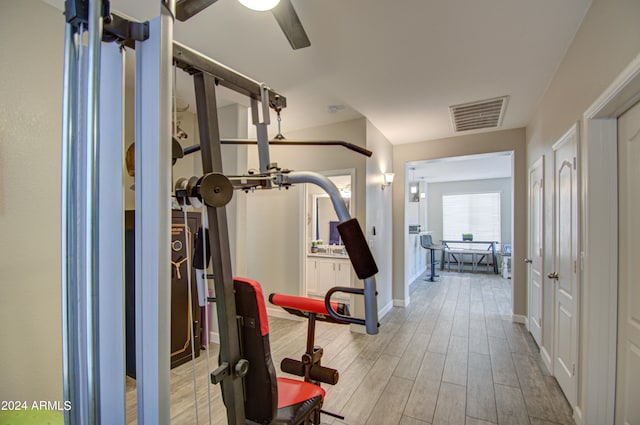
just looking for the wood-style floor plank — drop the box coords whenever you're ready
[339,353,400,425]
[465,417,497,425]
[488,336,520,388]
[432,382,466,425]
[403,351,446,422]
[511,353,559,423]
[365,376,413,425]
[466,352,497,423]
[428,319,453,354]
[399,416,430,425]
[494,384,531,425]
[442,335,469,386]
[393,332,431,380]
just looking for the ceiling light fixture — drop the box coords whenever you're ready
[238,0,280,11]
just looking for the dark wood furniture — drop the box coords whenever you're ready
[125,210,202,378]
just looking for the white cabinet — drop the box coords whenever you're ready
[317,260,337,293]
[335,261,351,287]
[306,258,319,293]
[306,256,351,301]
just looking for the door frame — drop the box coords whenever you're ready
[527,156,545,349]
[580,52,640,424]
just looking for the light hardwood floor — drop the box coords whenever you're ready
[126,272,575,425]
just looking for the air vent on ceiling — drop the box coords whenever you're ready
[450,96,509,132]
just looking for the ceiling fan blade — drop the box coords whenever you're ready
[271,0,311,50]
[175,0,219,21]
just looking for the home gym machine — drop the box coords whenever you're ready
[61,1,380,424]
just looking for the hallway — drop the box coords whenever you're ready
[127,273,574,425]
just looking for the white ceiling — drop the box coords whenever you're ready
[46,0,592,144]
[408,152,512,184]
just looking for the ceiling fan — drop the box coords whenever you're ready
[175,0,311,50]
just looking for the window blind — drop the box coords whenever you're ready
[442,192,501,242]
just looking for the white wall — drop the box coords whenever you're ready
[0,0,64,402]
[426,177,512,244]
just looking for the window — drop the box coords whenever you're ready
[442,192,501,242]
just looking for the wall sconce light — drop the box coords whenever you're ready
[381,172,394,190]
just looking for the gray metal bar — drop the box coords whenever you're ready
[60,21,76,425]
[98,42,125,424]
[193,71,246,425]
[250,97,271,175]
[84,2,102,420]
[362,277,379,335]
[284,171,350,221]
[182,139,374,157]
[173,41,286,108]
[134,14,172,425]
[282,171,379,334]
[61,1,104,422]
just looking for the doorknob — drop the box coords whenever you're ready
[524,258,533,264]
[547,272,558,280]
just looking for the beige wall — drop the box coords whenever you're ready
[525,0,640,416]
[0,0,64,402]
[393,128,527,315]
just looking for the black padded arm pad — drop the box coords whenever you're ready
[337,218,378,279]
[192,227,210,269]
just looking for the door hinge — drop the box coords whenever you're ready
[573,157,577,170]
[574,261,577,273]
[572,363,576,377]
[539,317,542,328]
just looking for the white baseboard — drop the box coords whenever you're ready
[393,297,410,308]
[511,314,527,325]
[209,331,220,345]
[541,346,553,374]
[378,300,394,319]
[409,267,427,284]
[573,406,584,425]
[267,307,305,321]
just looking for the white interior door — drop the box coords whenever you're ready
[552,125,579,408]
[616,100,640,425]
[527,157,544,347]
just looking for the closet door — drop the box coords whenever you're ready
[616,101,640,425]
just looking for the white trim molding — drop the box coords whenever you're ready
[540,346,553,375]
[579,51,640,425]
[394,297,410,308]
[511,314,528,325]
[379,300,394,319]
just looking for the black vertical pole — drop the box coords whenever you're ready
[193,71,245,425]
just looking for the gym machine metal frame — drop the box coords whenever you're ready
[61,1,378,424]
